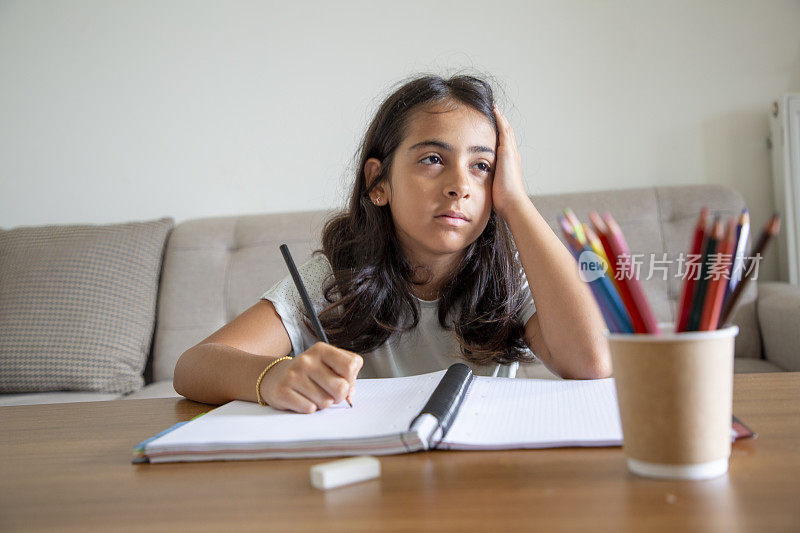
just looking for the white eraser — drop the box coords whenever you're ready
[310,456,381,490]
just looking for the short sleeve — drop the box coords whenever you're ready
[516,251,537,327]
[260,254,335,357]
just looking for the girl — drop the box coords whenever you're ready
[173,74,610,412]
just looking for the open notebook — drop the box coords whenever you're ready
[135,364,624,463]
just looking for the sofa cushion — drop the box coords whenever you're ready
[732,357,784,373]
[756,281,800,371]
[0,217,173,394]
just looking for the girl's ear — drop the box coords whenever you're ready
[364,158,390,205]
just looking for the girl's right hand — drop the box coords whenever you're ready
[258,342,363,413]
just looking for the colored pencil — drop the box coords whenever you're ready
[587,213,615,278]
[719,214,781,325]
[582,222,611,266]
[699,217,735,330]
[563,208,587,244]
[581,220,633,327]
[724,208,750,306]
[686,215,721,331]
[588,211,647,332]
[587,276,624,333]
[675,207,708,332]
[579,261,624,333]
[558,213,578,244]
[559,215,632,333]
[601,213,660,334]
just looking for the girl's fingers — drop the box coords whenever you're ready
[494,104,509,129]
[307,364,352,404]
[319,345,363,381]
[296,376,335,411]
[277,388,319,414]
[495,106,518,157]
[493,106,518,148]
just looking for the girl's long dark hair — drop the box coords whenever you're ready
[302,74,532,366]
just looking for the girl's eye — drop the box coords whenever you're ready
[419,155,492,173]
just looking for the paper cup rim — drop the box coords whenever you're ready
[605,323,739,342]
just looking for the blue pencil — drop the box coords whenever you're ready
[568,247,624,332]
[588,248,634,333]
[588,266,628,333]
[564,237,633,333]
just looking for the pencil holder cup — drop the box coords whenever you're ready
[606,323,739,480]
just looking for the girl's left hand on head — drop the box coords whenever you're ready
[492,105,529,220]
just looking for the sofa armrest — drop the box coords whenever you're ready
[757,281,800,371]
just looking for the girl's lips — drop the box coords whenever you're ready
[435,215,469,226]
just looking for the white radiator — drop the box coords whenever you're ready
[769,94,800,285]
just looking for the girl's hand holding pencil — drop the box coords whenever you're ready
[272,244,363,413]
[259,342,363,414]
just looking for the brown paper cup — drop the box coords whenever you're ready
[606,323,738,480]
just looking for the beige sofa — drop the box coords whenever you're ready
[2,184,797,406]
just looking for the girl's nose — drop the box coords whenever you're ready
[444,169,471,199]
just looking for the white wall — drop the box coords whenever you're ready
[1,0,799,279]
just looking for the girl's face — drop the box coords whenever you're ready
[368,101,497,267]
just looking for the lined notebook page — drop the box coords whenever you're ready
[441,376,623,449]
[150,371,444,450]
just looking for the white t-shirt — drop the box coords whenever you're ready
[261,254,537,378]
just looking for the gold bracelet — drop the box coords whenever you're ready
[256,356,292,406]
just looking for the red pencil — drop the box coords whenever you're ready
[676,208,708,332]
[589,211,647,333]
[601,213,660,334]
[699,217,734,330]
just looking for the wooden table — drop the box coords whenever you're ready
[1,373,798,532]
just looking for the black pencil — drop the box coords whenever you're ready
[686,215,721,331]
[279,244,352,407]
